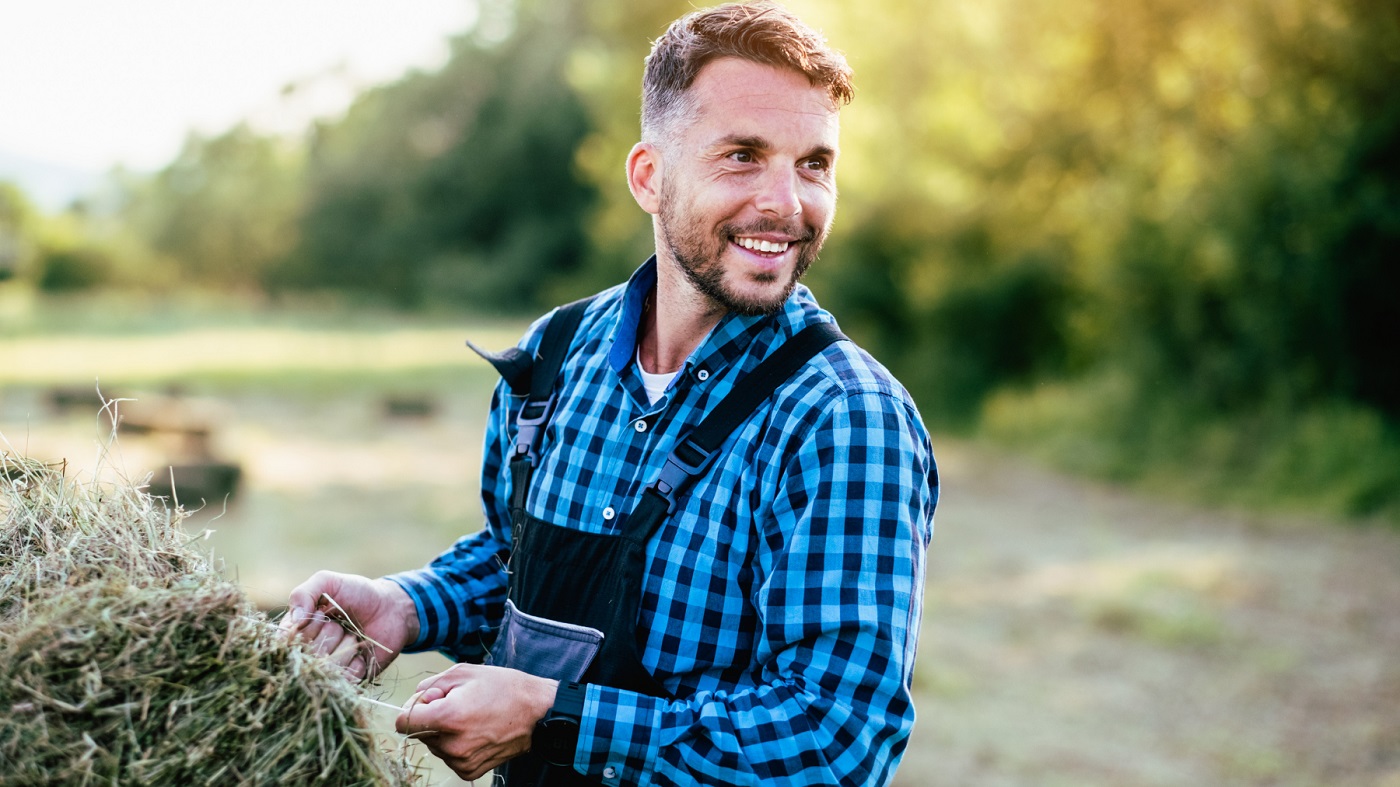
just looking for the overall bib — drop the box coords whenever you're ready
[473,298,843,786]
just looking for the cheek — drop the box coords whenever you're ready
[803,187,837,226]
[671,178,739,218]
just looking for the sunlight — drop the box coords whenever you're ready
[0,0,477,171]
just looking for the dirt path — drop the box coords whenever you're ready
[903,440,1400,787]
[4,390,1398,786]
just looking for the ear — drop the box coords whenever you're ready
[626,142,662,215]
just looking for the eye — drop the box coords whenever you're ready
[801,157,830,172]
[727,150,755,163]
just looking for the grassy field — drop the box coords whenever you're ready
[3,295,1398,786]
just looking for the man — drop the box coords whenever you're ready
[281,4,937,785]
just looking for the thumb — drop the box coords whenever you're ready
[281,571,339,631]
[397,689,449,736]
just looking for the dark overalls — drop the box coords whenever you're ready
[472,297,843,786]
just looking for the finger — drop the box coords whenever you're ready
[393,689,444,733]
[396,692,431,735]
[416,686,448,705]
[398,715,443,738]
[418,738,487,780]
[448,747,503,782]
[418,736,451,760]
[310,623,350,657]
[462,764,494,782]
[415,663,472,692]
[278,603,311,634]
[396,687,458,736]
[345,652,367,682]
[276,606,300,632]
[430,750,477,779]
[452,756,489,781]
[279,597,312,632]
[292,616,338,648]
[329,634,364,672]
[283,604,340,643]
[282,574,335,632]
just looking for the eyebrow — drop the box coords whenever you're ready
[712,134,837,160]
[715,134,770,151]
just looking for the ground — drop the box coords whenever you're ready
[904,441,1400,787]
[2,366,1397,786]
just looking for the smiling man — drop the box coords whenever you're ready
[281,4,937,785]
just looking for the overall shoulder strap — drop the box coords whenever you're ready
[467,296,592,535]
[626,321,846,543]
[510,296,593,469]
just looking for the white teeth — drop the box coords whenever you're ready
[737,237,790,253]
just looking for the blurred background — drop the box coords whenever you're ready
[1,0,1397,785]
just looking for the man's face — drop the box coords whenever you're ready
[655,58,840,316]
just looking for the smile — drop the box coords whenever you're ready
[734,236,792,254]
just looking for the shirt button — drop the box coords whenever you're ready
[696,368,710,381]
[602,506,615,521]
[603,766,618,779]
[634,420,648,433]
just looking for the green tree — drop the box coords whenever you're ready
[0,182,34,282]
[121,125,303,288]
[278,4,597,310]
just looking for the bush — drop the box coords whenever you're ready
[982,378,1400,522]
[36,246,111,292]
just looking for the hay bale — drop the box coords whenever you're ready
[0,454,419,786]
[145,461,244,506]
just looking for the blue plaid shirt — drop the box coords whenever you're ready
[389,258,937,786]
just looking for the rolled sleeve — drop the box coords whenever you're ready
[385,528,510,661]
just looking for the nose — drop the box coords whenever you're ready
[754,166,801,218]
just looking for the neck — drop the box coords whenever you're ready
[637,252,726,374]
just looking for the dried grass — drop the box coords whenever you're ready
[0,436,420,786]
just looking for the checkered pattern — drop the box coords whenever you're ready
[388,259,938,786]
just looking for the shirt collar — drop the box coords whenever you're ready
[607,255,780,379]
[608,258,658,373]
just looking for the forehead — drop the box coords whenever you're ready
[685,57,840,148]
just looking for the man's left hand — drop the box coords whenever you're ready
[395,663,559,781]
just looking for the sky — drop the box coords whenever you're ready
[0,0,478,174]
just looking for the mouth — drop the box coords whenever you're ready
[729,234,799,266]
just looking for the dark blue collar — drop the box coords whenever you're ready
[607,255,782,382]
[608,257,658,373]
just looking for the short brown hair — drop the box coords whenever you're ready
[641,2,854,140]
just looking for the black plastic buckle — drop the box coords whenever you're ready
[649,437,717,514]
[512,394,556,466]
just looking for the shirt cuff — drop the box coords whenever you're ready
[382,569,445,652]
[576,684,664,786]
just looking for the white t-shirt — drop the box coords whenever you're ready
[637,347,679,404]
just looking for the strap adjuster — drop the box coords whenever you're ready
[649,437,717,514]
[512,394,556,466]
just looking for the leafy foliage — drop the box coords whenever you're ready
[0,182,35,281]
[119,125,303,289]
[8,0,1395,517]
[276,5,597,310]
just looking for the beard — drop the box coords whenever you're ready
[657,182,828,317]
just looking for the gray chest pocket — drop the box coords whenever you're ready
[486,599,604,683]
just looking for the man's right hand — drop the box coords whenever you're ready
[279,571,420,682]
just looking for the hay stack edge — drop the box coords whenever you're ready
[0,452,420,785]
